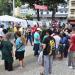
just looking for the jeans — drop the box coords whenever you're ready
[26,36,32,45]
[44,55,53,75]
[33,44,40,56]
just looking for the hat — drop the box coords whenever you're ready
[37,28,42,31]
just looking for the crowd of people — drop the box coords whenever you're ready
[0,23,75,75]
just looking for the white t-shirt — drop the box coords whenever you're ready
[53,35,61,49]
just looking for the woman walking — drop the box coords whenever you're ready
[15,31,26,69]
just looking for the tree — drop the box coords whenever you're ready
[42,0,66,20]
[15,0,22,7]
[21,0,66,21]
[21,0,42,21]
[0,0,22,15]
[0,0,12,15]
[21,0,36,7]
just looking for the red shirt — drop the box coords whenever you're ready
[31,27,37,33]
[70,34,75,51]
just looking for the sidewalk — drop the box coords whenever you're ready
[0,46,75,75]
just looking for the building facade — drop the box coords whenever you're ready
[32,3,68,25]
[68,0,75,25]
[14,2,68,26]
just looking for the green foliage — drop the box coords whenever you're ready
[15,0,22,7]
[0,0,12,15]
[0,0,22,15]
[42,0,66,19]
[26,14,33,20]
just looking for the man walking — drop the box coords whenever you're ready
[42,29,55,75]
[33,28,41,56]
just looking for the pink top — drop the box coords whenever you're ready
[70,34,75,51]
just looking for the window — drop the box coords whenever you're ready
[65,10,67,13]
[70,9,75,14]
[60,9,63,13]
[64,4,67,7]
[64,8,68,13]
[47,11,49,14]
[71,1,75,6]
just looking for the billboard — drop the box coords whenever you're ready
[34,4,48,10]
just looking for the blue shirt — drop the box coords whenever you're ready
[16,37,25,52]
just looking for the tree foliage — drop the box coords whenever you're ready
[21,0,43,8]
[0,0,12,15]
[0,0,22,15]
[15,0,22,7]
[42,0,66,19]
[20,0,66,20]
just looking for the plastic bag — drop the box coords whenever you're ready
[38,51,43,65]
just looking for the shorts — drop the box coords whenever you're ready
[69,51,75,58]
[15,51,25,60]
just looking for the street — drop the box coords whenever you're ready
[0,45,75,75]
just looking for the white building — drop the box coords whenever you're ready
[14,2,68,26]
[68,0,75,25]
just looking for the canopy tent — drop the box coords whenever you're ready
[0,15,26,22]
[0,15,28,28]
[0,15,43,28]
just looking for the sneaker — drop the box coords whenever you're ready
[69,66,73,69]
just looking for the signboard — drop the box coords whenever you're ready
[34,4,48,10]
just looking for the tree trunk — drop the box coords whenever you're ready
[51,4,57,27]
[37,9,40,21]
[36,0,40,21]
[52,8,56,20]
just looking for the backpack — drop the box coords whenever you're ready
[48,37,56,55]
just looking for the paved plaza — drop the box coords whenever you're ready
[0,45,75,75]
